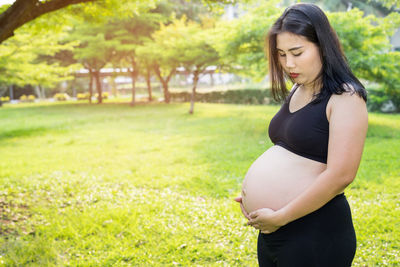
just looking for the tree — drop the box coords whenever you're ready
[136,54,156,102]
[107,12,162,105]
[135,0,223,104]
[70,23,119,103]
[285,0,398,16]
[0,22,79,95]
[214,0,282,80]
[172,17,220,114]
[0,0,233,44]
[371,0,400,9]
[328,9,400,107]
[218,2,400,107]
[137,24,181,104]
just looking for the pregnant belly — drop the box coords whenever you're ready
[241,145,326,213]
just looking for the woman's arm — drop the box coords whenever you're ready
[248,92,368,232]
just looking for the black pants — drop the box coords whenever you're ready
[257,193,356,267]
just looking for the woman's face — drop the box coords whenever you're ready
[276,32,323,88]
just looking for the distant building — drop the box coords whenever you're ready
[391,28,400,51]
[223,4,240,20]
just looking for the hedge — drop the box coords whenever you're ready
[170,89,274,105]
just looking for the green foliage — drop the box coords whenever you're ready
[69,23,119,71]
[214,0,282,79]
[171,17,219,71]
[139,18,186,74]
[51,0,158,26]
[365,83,390,112]
[0,26,80,88]
[328,9,400,109]
[217,4,400,108]
[155,0,216,22]
[106,12,163,68]
[0,102,399,265]
[370,0,400,9]
[2,0,400,111]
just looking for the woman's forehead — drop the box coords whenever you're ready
[276,32,310,51]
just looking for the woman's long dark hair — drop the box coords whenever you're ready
[267,3,367,103]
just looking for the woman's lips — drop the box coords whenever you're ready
[290,73,299,78]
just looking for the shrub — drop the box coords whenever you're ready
[53,93,69,101]
[366,85,391,112]
[170,89,273,105]
[77,93,90,100]
[19,95,36,102]
[1,96,10,102]
[19,94,27,101]
[94,92,109,99]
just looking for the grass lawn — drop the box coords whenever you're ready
[0,101,399,266]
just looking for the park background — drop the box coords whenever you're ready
[0,0,399,265]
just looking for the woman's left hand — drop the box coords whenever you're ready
[247,208,285,234]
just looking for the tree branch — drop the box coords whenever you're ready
[0,0,96,44]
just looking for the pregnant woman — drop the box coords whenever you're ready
[234,3,368,267]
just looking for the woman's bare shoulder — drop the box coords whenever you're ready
[327,85,367,122]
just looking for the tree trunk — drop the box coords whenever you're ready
[40,85,46,99]
[130,71,136,106]
[0,87,5,106]
[72,82,76,98]
[154,65,174,104]
[88,69,93,104]
[146,66,152,102]
[110,73,117,97]
[162,80,170,103]
[94,70,102,104]
[129,57,138,106]
[34,85,41,99]
[189,71,200,114]
[9,85,14,100]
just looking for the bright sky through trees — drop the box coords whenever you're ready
[0,0,14,5]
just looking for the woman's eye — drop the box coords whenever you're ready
[293,53,302,57]
[279,54,286,57]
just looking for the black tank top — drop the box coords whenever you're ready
[268,84,331,164]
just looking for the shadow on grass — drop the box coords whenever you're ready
[367,122,400,139]
[0,101,169,112]
[0,126,51,141]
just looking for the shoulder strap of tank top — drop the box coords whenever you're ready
[286,83,300,103]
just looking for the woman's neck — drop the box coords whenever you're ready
[300,79,322,96]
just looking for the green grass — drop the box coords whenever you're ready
[0,101,399,266]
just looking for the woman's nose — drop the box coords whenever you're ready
[285,56,295,68]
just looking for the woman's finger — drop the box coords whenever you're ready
[247,220,253,226]
[234,196,242,203]
[249,211,258,219]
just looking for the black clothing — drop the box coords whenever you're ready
[268,84,331,164]
[257,194,356,267]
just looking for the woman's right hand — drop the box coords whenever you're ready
[234,196,251,220]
